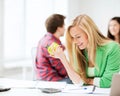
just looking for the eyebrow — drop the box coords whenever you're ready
[74,34,80,37]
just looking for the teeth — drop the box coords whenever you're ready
[78,43,82,46]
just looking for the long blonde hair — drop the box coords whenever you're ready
[66,14,110,83]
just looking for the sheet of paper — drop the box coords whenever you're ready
[94,87,110,94]
[62,84,93,94]
[62,84,110,95]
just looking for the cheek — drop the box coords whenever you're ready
[84,36,88,44]
[109,27,112,30]
[115,26,120,31]
[109,26,114,31]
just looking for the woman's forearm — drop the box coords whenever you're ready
[59,55,94,85]
[59,56,82,84]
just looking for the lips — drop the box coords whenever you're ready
[77,43,83,47]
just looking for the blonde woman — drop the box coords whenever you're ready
[53,14,120,88]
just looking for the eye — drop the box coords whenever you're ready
[76,36,81,38]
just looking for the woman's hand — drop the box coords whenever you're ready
[51,45,83,84]
[52,46,66,60]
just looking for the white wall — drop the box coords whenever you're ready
[68,0,120,36]
[25,0,68,56]
[0,0,68,68]
[0,0,120,68]
[4,0,25,60]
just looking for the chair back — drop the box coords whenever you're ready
[31,47,37,80]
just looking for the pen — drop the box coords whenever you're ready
[88,86,96,94]
[92,86,96,93]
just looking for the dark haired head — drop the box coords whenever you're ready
[45,14,66,34]
[107,17,120,43]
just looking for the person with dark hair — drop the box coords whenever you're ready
[36,14,71,83]
[107,17,120,43]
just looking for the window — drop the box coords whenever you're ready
[3,0,68,66]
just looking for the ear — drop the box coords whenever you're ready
[56,27,61,32]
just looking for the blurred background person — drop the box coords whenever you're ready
[107,17,120,43]
[36,14,72,84]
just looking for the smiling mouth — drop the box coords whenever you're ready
[77,43,83,47]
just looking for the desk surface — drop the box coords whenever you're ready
[0,88,109,96]
[0,78,109,96]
